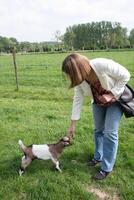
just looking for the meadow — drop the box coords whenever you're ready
[0,51,134,200]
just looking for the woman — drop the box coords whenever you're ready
[62,53,130,180]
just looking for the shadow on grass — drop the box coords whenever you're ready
[0,150,96,181]
[0,155,52,180]
[0,156,21,180]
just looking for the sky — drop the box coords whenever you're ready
[0,0,134,42]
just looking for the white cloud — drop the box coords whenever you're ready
[0,0,133,42]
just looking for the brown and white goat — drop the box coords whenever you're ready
[18,137,70,176]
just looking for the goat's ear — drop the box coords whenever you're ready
[63,136,70,141]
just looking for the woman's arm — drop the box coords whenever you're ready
[67,85,84,139]
[92,58,131,99]
[108,60,131,99]
[71,85,84,120]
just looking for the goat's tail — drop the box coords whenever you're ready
[18,140,27,153]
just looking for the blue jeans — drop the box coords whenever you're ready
[92,102,123,172]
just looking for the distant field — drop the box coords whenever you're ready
[0,51,134,200]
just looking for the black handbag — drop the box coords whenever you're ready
[118,84,134,118]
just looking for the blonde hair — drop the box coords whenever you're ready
[62,53,91,88]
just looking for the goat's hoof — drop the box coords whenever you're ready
[58,169,62,173]
[19,169,24,176]
[55,168,62,173]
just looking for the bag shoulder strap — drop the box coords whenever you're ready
[126,84,134,97]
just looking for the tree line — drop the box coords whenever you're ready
[63,21,134,50]
[0,36,57,53]
[0,21,134,53]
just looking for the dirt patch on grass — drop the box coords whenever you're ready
[86,187,119,200]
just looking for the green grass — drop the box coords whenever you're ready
[0,51,134,200]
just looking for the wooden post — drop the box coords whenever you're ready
[12,47,19,91]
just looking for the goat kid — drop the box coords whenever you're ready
[18,137,70,176]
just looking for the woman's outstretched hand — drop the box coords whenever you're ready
[67,120,77,140]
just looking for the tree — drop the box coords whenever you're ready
[63,27,75,50]
[54,30,62,50]
[129,28,134,48]
[54,30,61,42]
[0,37,11,52]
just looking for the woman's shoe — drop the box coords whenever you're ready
[94,169,110,180]
[88,158,101,166]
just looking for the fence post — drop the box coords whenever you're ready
[12,47,19,91]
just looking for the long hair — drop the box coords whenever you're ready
[62,53,91,88]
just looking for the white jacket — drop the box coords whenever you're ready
[71,58,130,120]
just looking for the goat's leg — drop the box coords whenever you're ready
[19,156,32,176]
[51,157,62,172]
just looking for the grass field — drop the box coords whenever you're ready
[0,51,134,200]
